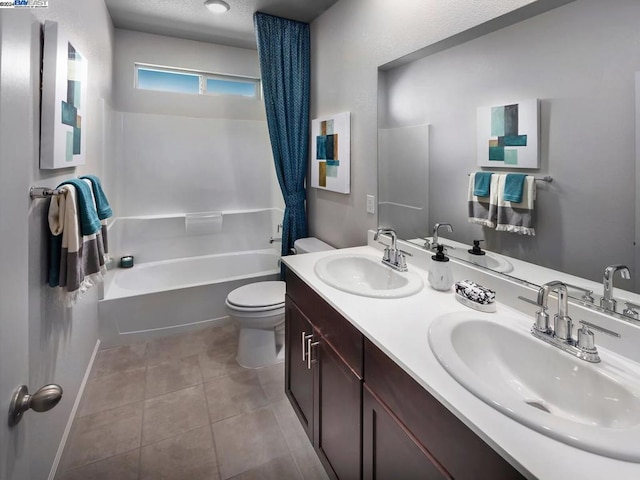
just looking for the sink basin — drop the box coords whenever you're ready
[314,254,424,298]
[428,311,640,461]
[462,252,513,273]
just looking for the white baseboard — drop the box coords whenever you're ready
[47,339,101,480]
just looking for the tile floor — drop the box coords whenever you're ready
[55,323,330,480]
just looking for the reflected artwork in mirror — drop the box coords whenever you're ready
[377,0,640,319]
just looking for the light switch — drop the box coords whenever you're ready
[366,195,375,214]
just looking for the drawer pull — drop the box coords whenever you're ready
[302,332,313,362]
[307,338,319,370]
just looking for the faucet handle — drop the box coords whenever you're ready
[576,320,620,362]
[623,301,640,319]
[578,320,621,339]
[518,295,550,334]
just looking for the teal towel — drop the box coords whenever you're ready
[79,175,113,220]
[49,233,62,287]
[473,172,493,197]
[58,179,102,236]
[503,174,527,203]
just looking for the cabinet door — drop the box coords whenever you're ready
[285,298,315,440]
[363,386,450,480]
[314,338,362,480]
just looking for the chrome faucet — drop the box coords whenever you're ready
[600,264,631,312]
[425,222,454,251]
[537,281,571,341]
[519,280,620,363]
[374,227,411,272]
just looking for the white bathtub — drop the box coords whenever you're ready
[98,209,282,347]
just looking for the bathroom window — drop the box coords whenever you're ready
[135,64,261,99]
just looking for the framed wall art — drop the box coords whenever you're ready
[477,98,539,169]
[40,20,87,169]
[310,112,350,194]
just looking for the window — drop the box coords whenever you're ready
[135,64,261,99]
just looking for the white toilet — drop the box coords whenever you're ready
[225,237,334,368]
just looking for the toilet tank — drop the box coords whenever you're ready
[293,237,335,254]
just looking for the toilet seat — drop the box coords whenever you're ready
[226,281,285,311]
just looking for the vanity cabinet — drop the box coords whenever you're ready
[285,270,524,480]
[285,271,363,480]
[364,338,524,480]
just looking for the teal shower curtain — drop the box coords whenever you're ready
[254,12,310,259]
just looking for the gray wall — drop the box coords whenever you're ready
[381,0,639,289]
[26,2,114,478]
[112,29,283,217]
[309,0,541,248]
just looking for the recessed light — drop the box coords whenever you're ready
[204,0,230,14]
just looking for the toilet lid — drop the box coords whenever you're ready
[227,281,286,308]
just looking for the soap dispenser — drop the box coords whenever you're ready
[428,245,454,291]
[468,240,486,256]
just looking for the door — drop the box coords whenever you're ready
[315,338,362,480]
[0,9,36,480]
[363,387,449,480]
[285,298,315,440]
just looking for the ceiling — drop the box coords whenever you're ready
[104,0,339,49]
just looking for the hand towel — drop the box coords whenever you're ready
[58,179,102,236]
[495,174,536,235]
[80,177,111,256]
[48,184,107,307]
[473,172,493,197]
[468,172,499,228]
[503,173,527,203]
[79,175,113,220]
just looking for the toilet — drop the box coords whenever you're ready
[225,237,335,368]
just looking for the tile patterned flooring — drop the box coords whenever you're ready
[55,324,330,480]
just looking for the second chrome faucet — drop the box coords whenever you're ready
[520,280,620,363]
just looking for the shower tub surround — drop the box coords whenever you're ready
[99,208,283,347]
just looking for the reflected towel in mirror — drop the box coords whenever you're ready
[468,172,498,228]
[495,174,536,235]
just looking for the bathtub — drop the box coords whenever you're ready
[98,209,282,347]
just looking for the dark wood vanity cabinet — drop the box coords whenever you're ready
[363,385,450,480]
[285,271,363,480]
[364,339,525,480]
[285,270,524,480]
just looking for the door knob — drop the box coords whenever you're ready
[8,384,63,427]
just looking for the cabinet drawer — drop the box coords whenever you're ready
[364,339,524,480]
[286,270,363,377]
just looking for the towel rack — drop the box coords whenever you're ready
[30,186,63,199]
[468,173,553,183]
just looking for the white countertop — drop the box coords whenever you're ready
[282,240,640,480]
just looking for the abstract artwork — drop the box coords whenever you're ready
[311,112,350,193]
[476,99,539,169]
[40,20,87,169]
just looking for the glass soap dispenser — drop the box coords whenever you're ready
[428,244,454,291]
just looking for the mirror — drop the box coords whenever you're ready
[378,0,640,319]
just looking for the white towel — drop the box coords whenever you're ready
[467,172,498,228]
[495,174,536,235]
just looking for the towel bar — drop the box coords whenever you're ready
[467,173,553,183]
[30,186,62,199]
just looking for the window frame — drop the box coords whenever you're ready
[134,63,262,100]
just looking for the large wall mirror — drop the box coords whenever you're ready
[378,0,640,318]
